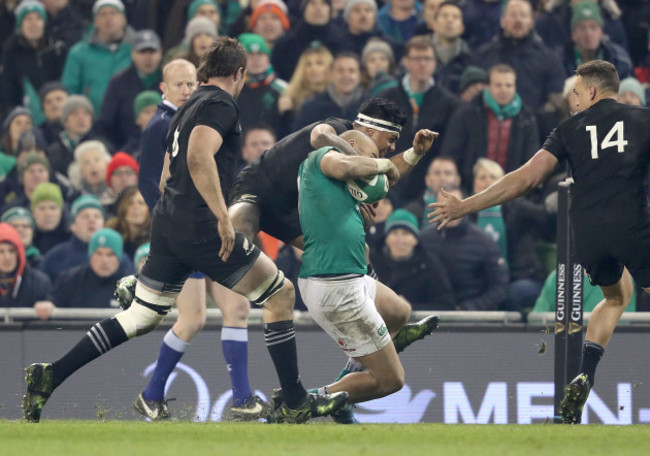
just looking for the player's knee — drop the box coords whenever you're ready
[115,283,174,338]
[379,369,405,396]
[176,311,206,335]
[383,296,411,332]
[115,302,167,338]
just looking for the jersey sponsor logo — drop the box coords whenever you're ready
[377,324,387,337]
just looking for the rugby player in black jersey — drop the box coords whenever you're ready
[22,37,349,424]
[430,60,650,424]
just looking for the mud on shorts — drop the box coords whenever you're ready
[573,216,650,288]
[229,166,302,244]
[139,222,261,294]
[298,275,390,357]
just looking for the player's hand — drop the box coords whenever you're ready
[34,301,56,320]
[218,217,236,262]
[360,203,376,229]
[386,162,400,187]
[428,188,464,230]
[412,129,439,156]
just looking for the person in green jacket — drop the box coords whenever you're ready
[60,0,134,115]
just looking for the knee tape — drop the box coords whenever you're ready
[115,283,176,338]
[115,302,166,338]
[246,270,285,305]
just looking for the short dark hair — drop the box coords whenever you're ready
[197,37,247,83]
[244,123,276,142]
[333,51,361,69]
[358,98,408,127]
[434,1,462,19]
[575,60,619,94]
[488,63,516,83]
[405,35,435,56]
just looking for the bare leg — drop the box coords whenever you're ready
[207,279,250,327]
[326,342,404,403]
[374,280,411,336]
[173,277,207,341]
[586,269,634,347]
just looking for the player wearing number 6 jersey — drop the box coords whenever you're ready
[429,60,650,425]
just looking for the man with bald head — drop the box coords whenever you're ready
[295,130,436,422]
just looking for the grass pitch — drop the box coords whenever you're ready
[2,420,650,456]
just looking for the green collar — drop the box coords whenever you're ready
[483,89,522,120]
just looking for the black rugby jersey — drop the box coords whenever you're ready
[155,85,242,230]
[543,99,650,226]
[249,118,352,207]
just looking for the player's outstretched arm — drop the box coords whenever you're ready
[390,129,439,177]
[187,125,235,261]
[320,151,398,184]
[310,123,359,156]
[429,149,559,229]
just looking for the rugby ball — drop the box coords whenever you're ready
[347,174,389,203]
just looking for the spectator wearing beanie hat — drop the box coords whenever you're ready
[40,193,132,282]
[0,127,48,200]
[133,91,162,133]
[1,0,66,127]
[106,152,139,207]
[457,65,487,103]
[38,227,134,316]
[361,38,398,98]
[618,77,646,107]
[1,206,43,268]
[251,0,290,49]
[535,0,629,57]
[97,29,163,151]
[1,151,51,213]
[271,0,345,81]
[46,95,106,176]
[120,90,163,156]
[369,209,455,310]
[558,1,632,80]
[0,107,33,179]
[169,16,219,69]
[0,221,52,310]
[237,33,287,134]
[37,82,69,146]
[60,0,134,116]
[30,182,70,255]
[133,241,149,273]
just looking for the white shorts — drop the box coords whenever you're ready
[298,275,391,357]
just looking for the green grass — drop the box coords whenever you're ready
[2,420,650,456]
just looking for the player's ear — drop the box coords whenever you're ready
[348,138,357,148]
[235,67,245,81]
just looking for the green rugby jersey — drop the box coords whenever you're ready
[298,147,367,278]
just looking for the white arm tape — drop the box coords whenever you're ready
[403,147,422,166]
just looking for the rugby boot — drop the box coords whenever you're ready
[271,391,349,424]
[392,315,440,353]
[114,274,137,310]
[331,402,360,424]
[559,373,591,424]
[133,392,171,420]
[23,363,54,422]
[230,394,268,421]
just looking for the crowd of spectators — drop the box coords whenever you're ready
[1,0,649,317]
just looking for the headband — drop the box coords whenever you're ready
[355,113,402,138]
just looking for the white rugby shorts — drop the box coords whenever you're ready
[298,275,391,357]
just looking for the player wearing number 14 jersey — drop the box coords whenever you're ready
[428,60,650,424]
